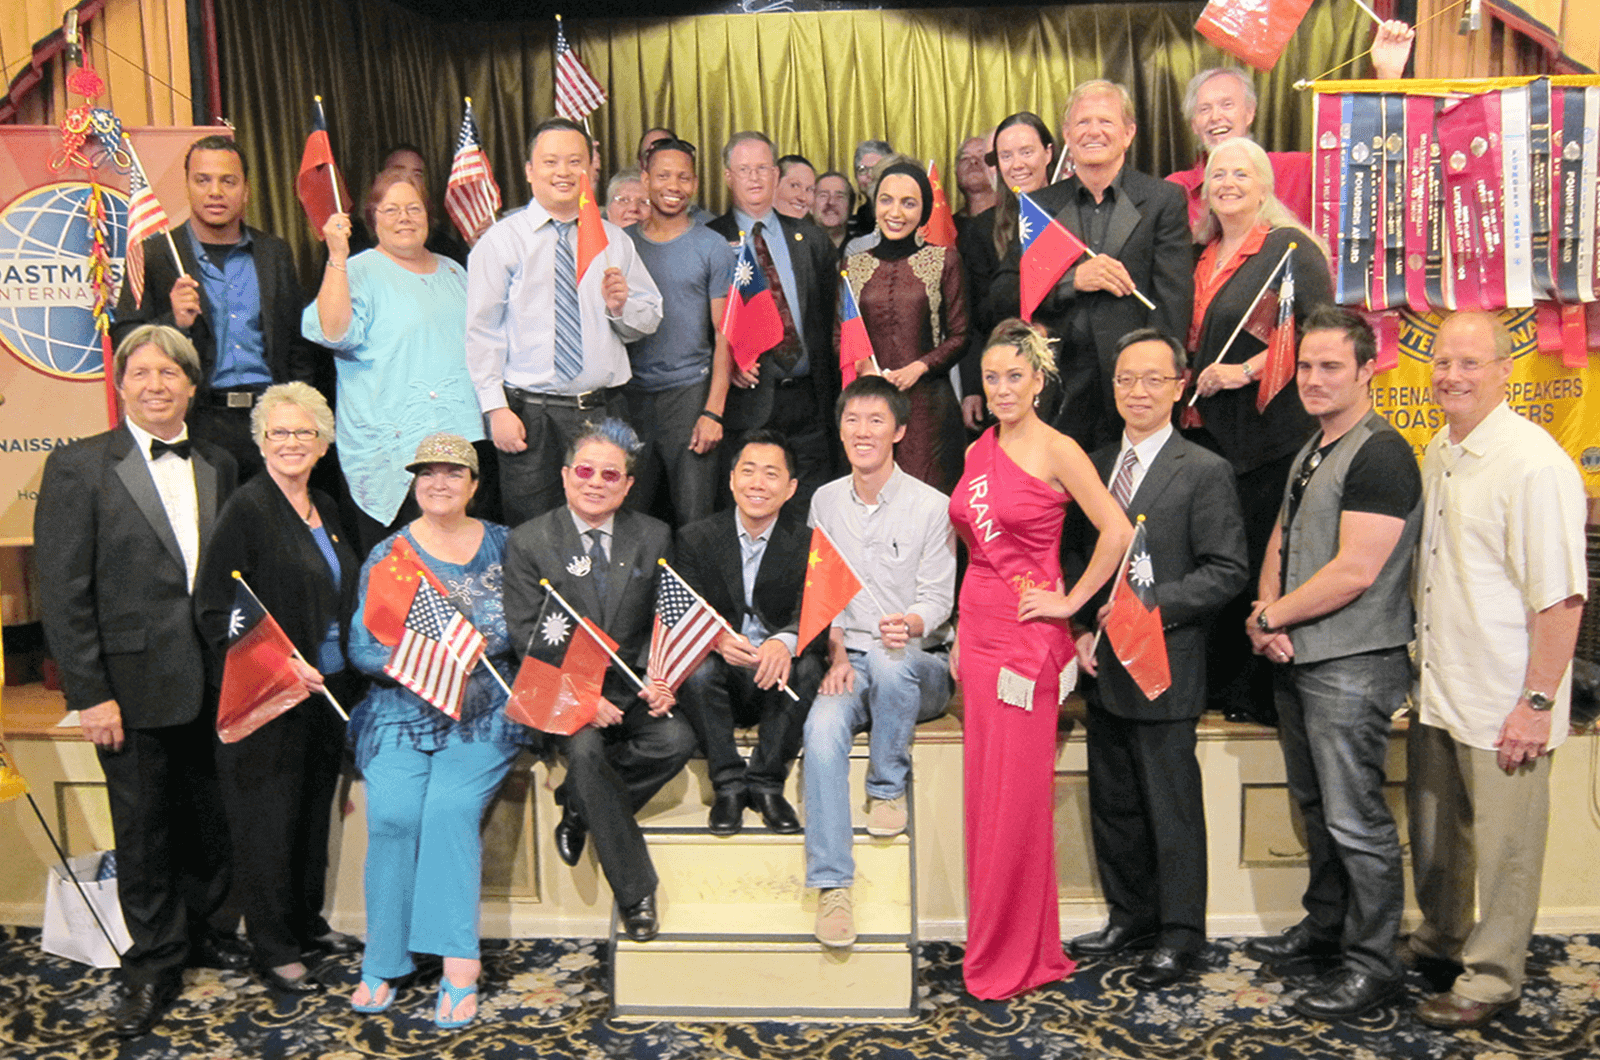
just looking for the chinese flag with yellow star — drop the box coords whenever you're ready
[363,535,453,646]
[921,160,958,248]
[797,526,864,652]
[575,170,608,282]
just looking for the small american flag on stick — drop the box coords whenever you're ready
[647,562,722,692]
[445,98,501,246]
[554,15,607,121]
[121,149,174,305]
[384,580,486,720]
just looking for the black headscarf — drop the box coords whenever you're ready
[870,161,934,261]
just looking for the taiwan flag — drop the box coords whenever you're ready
[1017,189,1087,322]
[1103,519,1171,701]
[296,97,351,239]
[838,272,874,386]
[217,581,305,743]
[722,239,785,373]
[507,596,614,735]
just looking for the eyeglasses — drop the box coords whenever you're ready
[1288,448,1324,515]
[376,204,426,220]
[569,463,624,484]
[1112,373,1179,391]
[730,164,775,181]
[264,427,319,442]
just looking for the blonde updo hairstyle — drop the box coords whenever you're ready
[983,318,1059,381]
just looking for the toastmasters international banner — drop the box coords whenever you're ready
[0,127,215,545]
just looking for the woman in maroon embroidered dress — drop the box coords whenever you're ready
[949,320,1131,999]
[839,158,968,492]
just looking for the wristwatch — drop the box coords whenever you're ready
[1521,688,1555,712]
[1240,361,1256,380]
[1256,607,1274,633]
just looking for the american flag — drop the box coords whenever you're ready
[121,160,172,305]
[647,562,723,692]
[384,580,486,720]
[445,99,501,247]
[554,19,607,121]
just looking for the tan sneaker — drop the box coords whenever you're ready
[815,887,856,948]
[866,795,907,837]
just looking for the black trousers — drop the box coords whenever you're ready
[215,689,348,967]
[556,693,696,908]
[676,651,822,795]
[97,714,231,985]
[1084,698,1208,953]
[498,389,629,528]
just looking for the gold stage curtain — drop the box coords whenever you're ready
[215,0,1378,280]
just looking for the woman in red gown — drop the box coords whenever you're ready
[949,320,1132,999]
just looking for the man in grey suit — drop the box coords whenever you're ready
[708,131,840,509]
[1064,329,1247,988]
[501,419,695,942]
[36,325,241,1038]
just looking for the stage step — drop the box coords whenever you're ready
[611,745,918,1020]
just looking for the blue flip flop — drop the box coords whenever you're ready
[434,978,478,1030]
[351,973,395,1014]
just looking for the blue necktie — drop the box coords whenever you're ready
[553,219,583,382]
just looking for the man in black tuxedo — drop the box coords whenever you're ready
[708,132,840,509]
[674,431,823,835]
[502,420,695,942]
[113,135,319,477]
[35,324,242,1038]
[989,81,1193,452]
[1063,329,1247,988]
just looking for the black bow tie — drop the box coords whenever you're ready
[150,438,193,460]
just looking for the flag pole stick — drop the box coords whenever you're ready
[233,572,349,721]
[474,655,516,699]
[124,140,186,280]
[658,559,799,701]
[1080,247,1157,311]
[314,96,344,215]
[1186,243,1296,408]
[1349,0,1385,27]
[1090,513,1144,656]
[23,790,122,955]
[540,579,648,691]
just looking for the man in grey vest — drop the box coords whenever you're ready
[1241,307,1422,1020]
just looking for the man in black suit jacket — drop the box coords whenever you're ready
[113,136,319,478]
[990,81,1193,452]
[502,420,695,942]
[1062,329,1247,989]
[708,132,840,509]
[675,431,824,836]
[35,325,241,1038]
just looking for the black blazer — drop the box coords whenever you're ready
[706,211,840,433]
[956,206,1002,400]
[503,507,673,676]
[990,168,1194,433]
[35,427,237,726]
[1063,432,1247,721]
[193,474,360,690]
[112,220,320,395]
[1189,227,1332,475]
[674,510,821,657]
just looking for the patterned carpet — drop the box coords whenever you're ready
[3,926,1599,1059]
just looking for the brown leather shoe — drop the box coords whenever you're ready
[1415,990,1518,1030]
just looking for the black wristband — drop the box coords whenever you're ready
[699,409,723,424]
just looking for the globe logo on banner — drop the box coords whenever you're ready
[0,181,129,380]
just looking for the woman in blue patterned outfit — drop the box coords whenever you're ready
[345,433,532,1028]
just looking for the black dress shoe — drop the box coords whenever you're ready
[256,962,323,994]
[708,790,746,836]
[189,932,251,971]
[113,977,180,1039]
[1131,946,1195,989]
[1293,968,1405,1019]
[1069,923,1159,958]
[554,807,587,867]
[750,791,802,834]
[306,929,363,958]
[1243,923,1341,965]
[620,893,659,942]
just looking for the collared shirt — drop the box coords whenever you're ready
[124,419,201,589]
[808,465,956,653]
[570,510,616,561]
[732,515,801,654]
[1108,423,1173,501]
[187,225,269,389]
[732,208,810,376]
[1415,401,1587,751]
[1074,168,1126,253]
[465,201,663,410]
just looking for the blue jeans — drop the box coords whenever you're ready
[1273,647,1408,979]
[802,645,950,889]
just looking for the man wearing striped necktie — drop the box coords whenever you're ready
[466,117,663,527]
